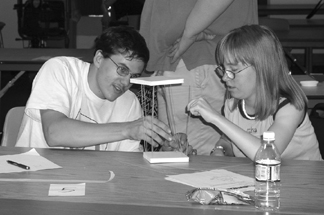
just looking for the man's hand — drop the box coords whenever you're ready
[128,116,172,148]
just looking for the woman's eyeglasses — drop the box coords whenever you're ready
[215,65,250,80]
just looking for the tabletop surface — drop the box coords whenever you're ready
[0,48,94,63]
[293,75,324,99]
[0,48,94,71]
[0,146,323,215]
[288,19,324,27]
[258,4,324,15]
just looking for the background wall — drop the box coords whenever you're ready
[0,0,73,48]
[0,0,21,48]
[267,0,324,57]
[0,0,143,48]
[2,0,322,48]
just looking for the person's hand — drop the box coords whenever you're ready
[210,146,225,157]
[168,31,215,63]
[211,136,234,157]
[195,31,216,42]
[160,133,197,156]
[152,70,164,77]
[128,116,172,148]
[187,97,218,123]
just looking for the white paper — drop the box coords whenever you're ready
[49,183,85,196]
[0,148,62,173]
[165,169,254,191]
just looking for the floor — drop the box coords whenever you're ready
[0,57,323,141]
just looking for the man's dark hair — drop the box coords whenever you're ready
[95,26,149,67]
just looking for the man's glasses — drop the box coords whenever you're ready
[108,56,142,79]
[215,65,250,80]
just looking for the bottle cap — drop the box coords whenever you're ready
[263,131,275,140]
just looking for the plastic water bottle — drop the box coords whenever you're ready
[254,131,281,211]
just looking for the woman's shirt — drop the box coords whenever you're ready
[223,98,322,160]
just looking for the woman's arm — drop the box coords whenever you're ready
[266,103,304,153]
[188,98,304,160]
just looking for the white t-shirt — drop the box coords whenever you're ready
[16,57,142,151]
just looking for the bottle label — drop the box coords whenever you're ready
[255,161,281,182]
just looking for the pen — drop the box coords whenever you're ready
[7,160,30,170]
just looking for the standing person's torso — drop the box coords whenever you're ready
[140,0,259,71]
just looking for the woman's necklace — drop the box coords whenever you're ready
[242,100,256,120]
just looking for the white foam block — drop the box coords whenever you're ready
[130,76,184,86]
[143,151,189,164]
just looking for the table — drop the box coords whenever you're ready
[294,75,324,109]
[0,48,94,71]
[294,75,324,99]
[258,4,324,16]
[288,19,324,28]
[0,146,323,215]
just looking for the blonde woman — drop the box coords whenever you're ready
[188,25,322,161]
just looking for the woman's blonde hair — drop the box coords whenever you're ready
[215,25,307,120]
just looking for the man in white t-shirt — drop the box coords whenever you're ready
[15,26,172,151]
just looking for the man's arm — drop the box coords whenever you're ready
[41,109,172,148]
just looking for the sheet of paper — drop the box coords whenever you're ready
[0,148,62,173]
[49,183,85,196]
[165,169,254,191]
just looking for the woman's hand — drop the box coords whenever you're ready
[187,97,218,123]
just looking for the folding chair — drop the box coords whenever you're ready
[309,103,324,159]
[1,106,25,147]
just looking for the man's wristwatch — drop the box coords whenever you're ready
[210,146,225,155]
